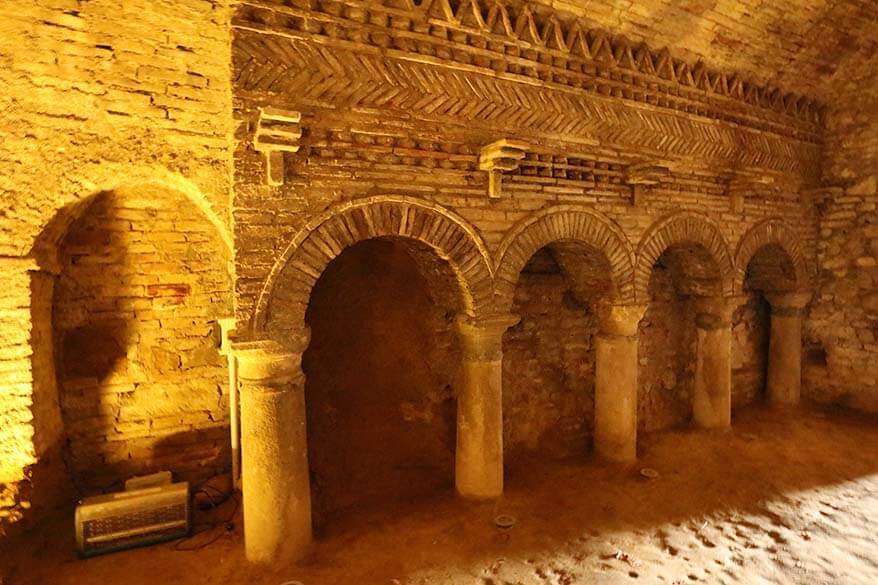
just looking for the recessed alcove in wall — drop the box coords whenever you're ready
[638,244,722,432]
[50,186,234,494]
[502,242,613,472]
[733,243,799,409]
[301,238,462,531]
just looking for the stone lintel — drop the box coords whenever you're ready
[456,313,520,360]
[723,172,775,213]
[596,303,648,337]
[216,317,237,356]
[625,161,672,207]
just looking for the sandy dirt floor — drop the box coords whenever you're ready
[4,406,877,585]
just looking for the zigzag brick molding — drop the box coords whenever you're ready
[232,0,824,134]
[233,29,821,178]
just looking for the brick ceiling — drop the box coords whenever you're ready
[536,0,878,101]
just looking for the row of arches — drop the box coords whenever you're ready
[254,197,810,338]
[238,196,813,564]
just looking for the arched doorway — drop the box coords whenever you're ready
[639,243,723,430]
[735,221,811,409]
[302,237,462,531]
[636,213,735,431]
[245,197,496,562]
[494,207,637,465]
[502,242,613,474]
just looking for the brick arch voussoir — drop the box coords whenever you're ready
[734,218,811,293]
[253,196,495,340]
[635,212,735,302]
[494,206,636,313]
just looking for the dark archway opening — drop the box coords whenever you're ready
[302,238,462,532]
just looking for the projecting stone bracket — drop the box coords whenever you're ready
[723,172,775,213]
[478,139,529,198]
[624,161,672,206]
[254,108,303,187]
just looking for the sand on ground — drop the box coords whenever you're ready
[4,406,877,585]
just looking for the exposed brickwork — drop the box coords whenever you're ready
[256,196,495,345]
[3,0,876,543]
[731,293,770,408]
[634,212,736,300]
[0,0,234,534]
[806,46,878,413]
[503,249,597,461]
[53,188,233,492]
[302,239,460,523]
[539,0,878,101]
[638,262,697,432]
[494,206,635,310]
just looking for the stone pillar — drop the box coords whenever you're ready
[234,340,311,564]
[594,303,647,463]
[454,314,519,499]
[692,296,734,429]
[764,292,812,408]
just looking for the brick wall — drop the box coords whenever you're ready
[5,0,871,543]
[806,63,878,412]
[54,188,233,493]
[0,0,233,535]
[731,293,771,409]
[502,248,597,462]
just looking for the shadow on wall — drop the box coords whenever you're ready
[302,238,461,533]
[49,187,233,495]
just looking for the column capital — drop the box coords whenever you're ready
[232,339,302,386]
[455,313,520,360]
[692,295,736,329]
[765,291,812,316]
[596,302,648,337]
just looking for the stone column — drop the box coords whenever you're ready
[455,314,519,499]
[764,292,812,407]
[692,296,734,429]
[234,339,311,564]
[594,303,647,463]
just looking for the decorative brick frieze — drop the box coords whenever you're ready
[232,29,822,179]
[232,0,824,137]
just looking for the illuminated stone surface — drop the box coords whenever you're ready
[1,0,876,571]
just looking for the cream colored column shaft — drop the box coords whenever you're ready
[594,303,647,463]
[455,314,519,499]
[765,292,812,407]
[235,340,311,564]
[692,296,734,429]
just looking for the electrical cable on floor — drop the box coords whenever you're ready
[172,483,239,552]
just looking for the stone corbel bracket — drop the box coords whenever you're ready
[625,161,672,206]
[254,107,303,186]
[724,172,775,213]
[478,139,529,198]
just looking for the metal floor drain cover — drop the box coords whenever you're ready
[494,514,516,529]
